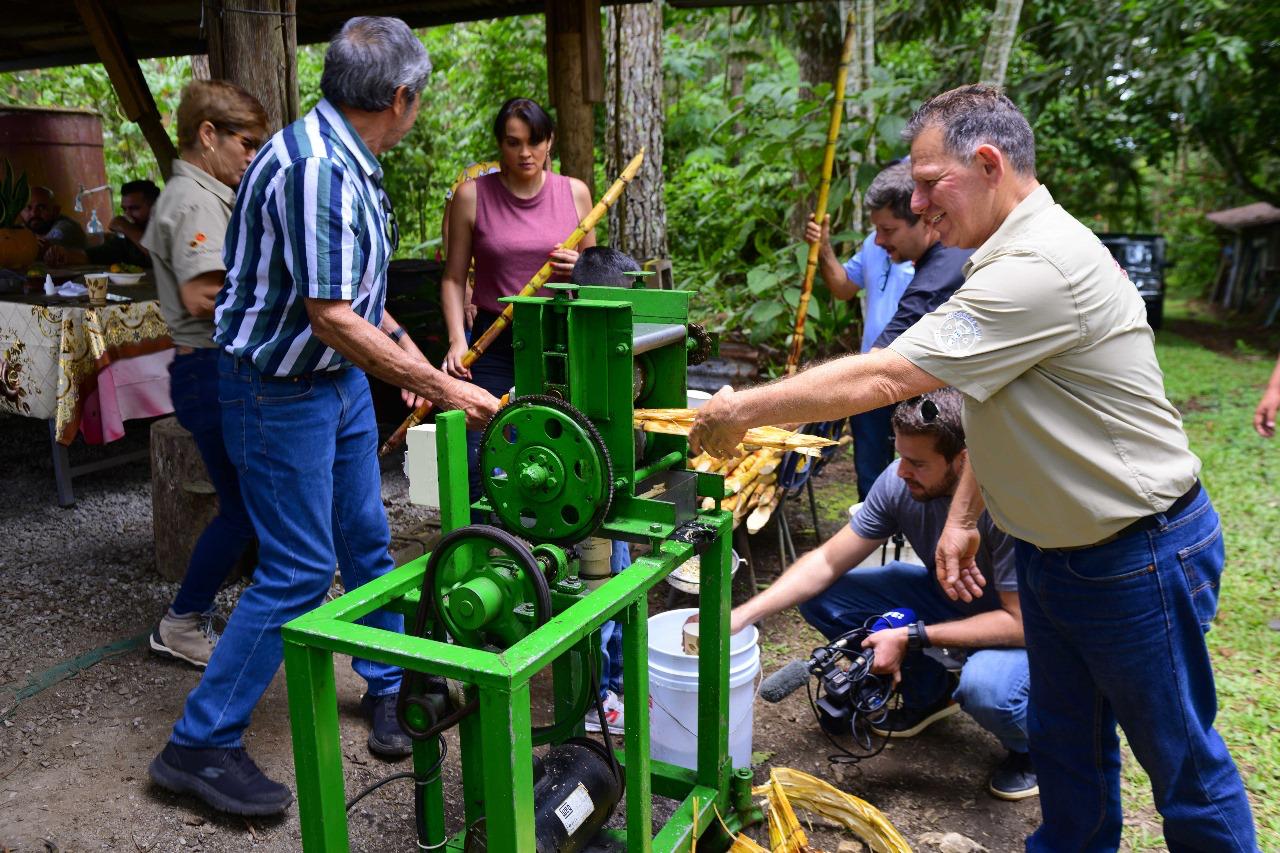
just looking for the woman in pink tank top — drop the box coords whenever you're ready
[440,98,594,503]
[441,98,594,385]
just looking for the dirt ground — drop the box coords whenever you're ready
[1,413,1040,853]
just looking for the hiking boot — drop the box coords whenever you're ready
[869,694,959,738]
[150,609,221,669]
[584,690,624,734]
[989,749,1039,800]
[148,742,292,815]
[361,691,413,760]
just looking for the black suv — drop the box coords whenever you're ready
[1096,233,1168,330]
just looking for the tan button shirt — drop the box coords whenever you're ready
[889,185,1199,548]
[140,160,235,349]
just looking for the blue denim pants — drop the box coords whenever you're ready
[798,560,1029,752]
[166,348,255,616]
[849,404,895,501]
[598,541,632,697]
[1016,487,1257,852]
[170,355,403,748]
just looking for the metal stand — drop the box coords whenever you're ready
[283,412,747,851]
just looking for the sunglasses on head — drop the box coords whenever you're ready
[918,398,939,423]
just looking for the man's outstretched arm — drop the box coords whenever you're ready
[725,525,885,634]
[690,348,944,457]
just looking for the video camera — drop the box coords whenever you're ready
[759,608,914,761]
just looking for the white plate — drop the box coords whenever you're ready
[108,273,145,285]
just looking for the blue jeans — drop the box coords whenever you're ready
[167,348,255,616]
[849,404,895,501]
[598,541,632,697]
[1016,487,1256,852]
[798,560,1028,751]
[170,355,403,748]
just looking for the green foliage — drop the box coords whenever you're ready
[0,1,1271,358]
[0,159,29,227]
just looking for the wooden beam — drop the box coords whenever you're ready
[73,0,176,178]
[581,0,604,103]
[546,0,601,195]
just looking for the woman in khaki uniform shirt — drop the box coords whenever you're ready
[140,80,267,670]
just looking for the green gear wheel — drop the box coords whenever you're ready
[478,395,613,545]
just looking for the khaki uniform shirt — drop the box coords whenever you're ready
[889,186,1199,548]
[141,160,234,349]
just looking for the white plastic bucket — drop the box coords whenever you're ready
[647,608,760,770]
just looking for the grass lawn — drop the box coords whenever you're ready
[1118,299,1279,849]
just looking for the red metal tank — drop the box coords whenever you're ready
[0,105,111,235]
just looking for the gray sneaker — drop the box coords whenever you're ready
[150,609,220,668]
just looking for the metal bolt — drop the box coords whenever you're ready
[649,523,662,532]
[512,339,525,351]
[614,343,629,355]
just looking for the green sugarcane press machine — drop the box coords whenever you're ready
[281,279,763,851]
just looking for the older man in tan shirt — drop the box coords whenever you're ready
[691,85,1256,851]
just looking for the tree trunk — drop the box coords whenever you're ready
[204,0,298,133]
[846,0,874,235]
[979,0,1024,89]
[605,0,667,260]
[547,0,604,197]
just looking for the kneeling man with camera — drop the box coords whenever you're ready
[730,389,1034,799]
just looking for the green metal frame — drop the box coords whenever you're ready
[283,284,755,851]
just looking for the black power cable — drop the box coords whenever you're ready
[345,736,448,812]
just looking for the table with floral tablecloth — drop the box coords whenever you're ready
[0,290,173,444]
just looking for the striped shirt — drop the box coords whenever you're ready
[213,98,395,376]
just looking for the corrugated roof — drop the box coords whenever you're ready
[1205,202,1280,231]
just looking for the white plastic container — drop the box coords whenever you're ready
[647,608,760,771]
[405,423,439,509]
[686,388,713,409]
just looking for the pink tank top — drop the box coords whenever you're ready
[471,170,581,315]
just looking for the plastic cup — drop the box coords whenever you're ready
[85,274,108,306]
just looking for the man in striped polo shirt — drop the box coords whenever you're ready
[148,17,498,816]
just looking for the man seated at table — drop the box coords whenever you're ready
[22,187,86,258]
[44,179,157,269]
[714,388,1036,800]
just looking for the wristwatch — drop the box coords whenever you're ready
[387,326,407,343]
[906,621,930,652]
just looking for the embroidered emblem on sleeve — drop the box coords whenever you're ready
[935,311,983,354]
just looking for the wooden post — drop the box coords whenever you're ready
[73,0,177,179]
[203,0,299,133]
[546,0,603,196]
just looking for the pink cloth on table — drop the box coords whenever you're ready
[79,349,175,444]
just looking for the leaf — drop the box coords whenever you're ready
[746,267,778,295]
[747,300,785,325]
[750,750,775,766]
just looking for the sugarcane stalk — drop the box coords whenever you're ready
[379,148,647,456]
[785,8,858,375]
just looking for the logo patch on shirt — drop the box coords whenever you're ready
[935,311,983,354]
